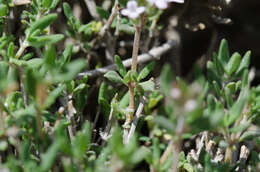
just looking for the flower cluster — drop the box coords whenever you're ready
[121,0,184,19]
[121,1,145,19]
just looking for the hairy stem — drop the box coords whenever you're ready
[123,23,142,144]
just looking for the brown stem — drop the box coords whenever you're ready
[123,22,142,144]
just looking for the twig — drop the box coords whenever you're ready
[123,20,142,144]
[126,96,146,144]
[67,98,76,140]
[100,105,114,145]
[99,0,119,37]
[84,0,99,20]
[77,41,176,79]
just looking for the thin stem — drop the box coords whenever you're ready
[15,40,28,59]
[99,0,119,37]
[123,22,142,144]
[126,96,146,143]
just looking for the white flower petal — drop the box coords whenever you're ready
[127,0,138,11]
[167,0,184,3]
[136,6,145,14]
[121,9,130,16]
[155,0,168,9]
[128,12,139,19]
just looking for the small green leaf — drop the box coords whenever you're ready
[115,55,126,77]
[98,82,111,116]
[44,45,56,68]
[218,39,230,67]
[229,121,250,133]
[224,86,233,108]
[153,116,175,133]
[52,59,86,83]
[226,82,236,94]
[58,44,73,68]
[123,71,131,84]
[40,142,60,171]
[0,4,7,17]
[160,64,173,95]
[63,3,73,20]
[26,58,44,68]
[7,42,14,58]
[28,34,64,47]
[104,71,125,84]
[96,7,110,19]
[235,51,251,76]
[227,88,249,126]
[137,62,155,81]
[138,79,155,92]
[27,13,57,35]
[225,52,241,75]
[44,84,66,109]
[239,130,260,142]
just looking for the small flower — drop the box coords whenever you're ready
[170,87,181,99]
[147,0,184,9]
[184,99,197,112]
[121,1,145,19]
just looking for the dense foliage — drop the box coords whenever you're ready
[0,0,260,171]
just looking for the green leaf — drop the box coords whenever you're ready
[72,122,91,160]
[63,3,73,20]
[40,141,60,171]
[98,82,111,116]
[218,39,230,67]
[7,42,14,58]
[123,71,131,84]
[152,137,161,168]
[96,6,110,19]
[44,84,66,109]
[44,45,56,68]
[42,0,52,9]
[52,59,86,83]
[207,61,221,86]
[227,87,249,126]
[225,52,241,75]
[239,130,260,142]
[58,44,73,68]
[224,86,233,108]
[137,62,155,81]
[24,68,37,98]
[235,51,251,77]
[27,58,44,68]
[115,55,126,77]
[130,146,150,164]
[0,4,7,17]
[28,34,64,47]
[160,64,173,95]
[104,71,125,84]
[50,0,60,10]
[27,13,57,35]
[229,121,250,133]
[153,116,175,133]
[138,79,155,92]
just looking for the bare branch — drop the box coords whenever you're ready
[77,41,177,79]
[126,96,146,144]
[84,0,100,20]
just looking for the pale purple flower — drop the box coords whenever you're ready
[147,0,184,9]
[184,99,197,112]
[121,1,145,19]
